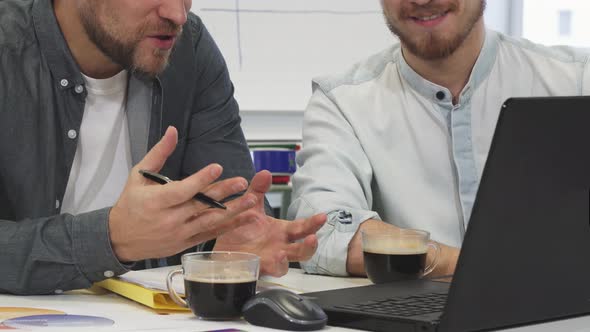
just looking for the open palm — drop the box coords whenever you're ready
[214,171,326,277]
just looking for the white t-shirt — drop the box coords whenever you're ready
[61,70,132,215]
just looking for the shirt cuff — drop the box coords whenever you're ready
[71,207,131,282]
[301,209,379,276]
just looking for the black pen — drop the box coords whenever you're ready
[139,170,227,210]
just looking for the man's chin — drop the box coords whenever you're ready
[402,34,463,60]
[131,54,171,78]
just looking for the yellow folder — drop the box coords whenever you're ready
[96,278,190,311]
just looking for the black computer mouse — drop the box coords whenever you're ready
[242,289,328,331]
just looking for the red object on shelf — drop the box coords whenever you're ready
[271,175,291,184]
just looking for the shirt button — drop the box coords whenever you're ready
[104,270,115,278]
[74,85,84,94]
[67,129,77,139]
[55,199,60,209]
[54,289,63,294]
[436,91,446,100]
[60,79,69,87]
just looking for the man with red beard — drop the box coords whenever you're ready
[289,0,590,277]
[0,0,326,295]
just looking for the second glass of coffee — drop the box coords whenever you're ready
[166,252,259,320]
[362,228,440,284]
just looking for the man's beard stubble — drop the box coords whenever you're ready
[78,4,181,78]
[385,0,486,60]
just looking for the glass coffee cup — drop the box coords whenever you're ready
[166,252,259,320]
[362,228,440,284]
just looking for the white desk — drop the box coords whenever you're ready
[1,269,589,332]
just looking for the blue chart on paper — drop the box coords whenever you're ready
[2,314,114,328]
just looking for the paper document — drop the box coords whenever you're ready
[118,266,185,295]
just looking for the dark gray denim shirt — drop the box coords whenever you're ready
[0,0,258,294]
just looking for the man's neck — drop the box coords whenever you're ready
[403,20,486,105]
[53,0,122,79]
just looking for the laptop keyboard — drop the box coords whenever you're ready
[335,292,447,317]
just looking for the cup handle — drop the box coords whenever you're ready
[166,269,187,308]
[423,242,441,277]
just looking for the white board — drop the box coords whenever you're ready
[191,0,395,111]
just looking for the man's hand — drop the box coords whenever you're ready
[346,219,459,277]
[214,170,327,277]
[432,243,459,277]
[109,126,260,262]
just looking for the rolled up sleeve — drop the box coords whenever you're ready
[288,86,379,276]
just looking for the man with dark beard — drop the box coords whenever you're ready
[0,0,326,295]
[289,0,590,277]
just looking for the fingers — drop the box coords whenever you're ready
[200,177,249,202]
[237,170,272,213]
[156,164,223,208]
[136,126,178,173]
[183,212,257,247]
[284,234,319,262]
[286,213,327,241]
[181,194,259,243]
[246,170,272,196]
[260,250,289,277]
[158,176,252,223]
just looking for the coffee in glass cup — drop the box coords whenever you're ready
[362,228,440,284]
[166,252,259,320]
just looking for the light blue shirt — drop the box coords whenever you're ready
[289,30,590,276]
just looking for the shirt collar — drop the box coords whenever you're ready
[398,29,500,107]
[32,0,85,91]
